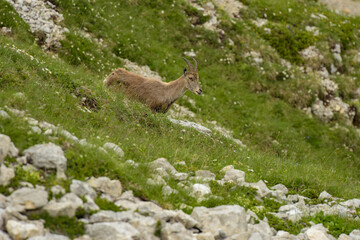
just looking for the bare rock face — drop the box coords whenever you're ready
[23,143,67,179]
[191,205,247,236]
[6,220,44,240]
[9,187,48,210]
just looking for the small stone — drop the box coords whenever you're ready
[150,158,177,175]
[9,187,48,210]
[0,134,11,163]
[44,193,83,218]
[23,143,67,179]
[192,184,211,197]
[0,164,15,186]
[51,185,66,196]
[0,110,10,119]
[191,205,247,236]
[195,170,216,181]
[350,229,360,240]
[30,126,42,134]
[223,169,245,184]
[271,184,288,195]
[220,165,234,173]
[87,177,122,199]
[6,220,44,240]
[0,231,11,240]
[250,180,271,198]
[304,228,329,240]
[70,180,97,199]
[161,222,195,240]
[103,142,124,158]
[85,222,140,240]
[318,191,332,200]
[28,233,70,240]
[162,185,178,196]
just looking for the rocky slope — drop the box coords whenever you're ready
[1,0,360,239]
[1,107,360,239]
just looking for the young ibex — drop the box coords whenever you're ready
[104,57,202,113]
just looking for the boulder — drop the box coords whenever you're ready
[23,143,67,179]
[0,164,15,186]
[6,220,44,240]
[191,205,247,236]
[9,187,48,210]
[70,180,97,199]
[87,177,122,199]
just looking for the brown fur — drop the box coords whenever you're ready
[104,59,201,113]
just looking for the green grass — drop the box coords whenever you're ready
[1,0,360,237]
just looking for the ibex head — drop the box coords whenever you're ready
[183,57,202,95]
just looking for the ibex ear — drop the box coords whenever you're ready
[184,68,187,76]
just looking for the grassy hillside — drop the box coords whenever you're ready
[1,0,360,236]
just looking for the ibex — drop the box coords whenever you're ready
[104,57,202,113]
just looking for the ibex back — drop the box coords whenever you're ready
[104,57,202,113]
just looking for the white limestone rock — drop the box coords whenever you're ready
[191,205,247,236]
[0,231,11,240]
[9,187,48,210]
[87,176,122,199]
[0,164,15,186]
[103,142,124,158]
[149,158,177,175]
[6,220,44,240]
[195,170,216,181]
[70,180,97,199]
[23,143,67,179]
[28,233,70,240]
[0,134,11,163]
[350,229,360,240]
[161,222,196,240]
[249,180,271,198]
[85,222,140,240]
[191,184,212,197]
[44,193,83,218]
[223,169,245,184]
